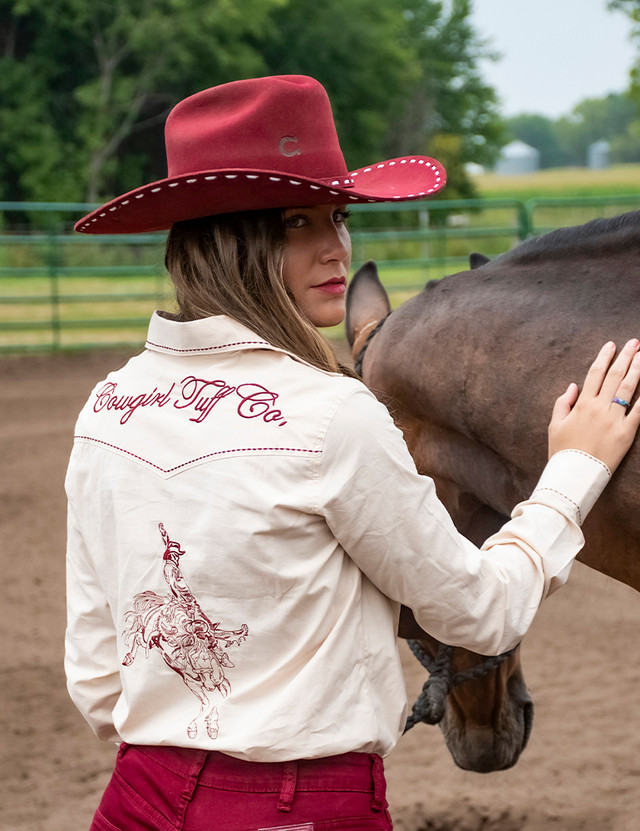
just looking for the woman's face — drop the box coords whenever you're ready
[282,204,352,328]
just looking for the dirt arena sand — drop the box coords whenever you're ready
[1,348,639,831]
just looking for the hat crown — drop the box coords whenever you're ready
[165,75,349,179]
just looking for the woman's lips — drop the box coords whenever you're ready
[313,277,346,295]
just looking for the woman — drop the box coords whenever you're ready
[67,75,640,831]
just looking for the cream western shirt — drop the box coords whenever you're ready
[65,313,610,760]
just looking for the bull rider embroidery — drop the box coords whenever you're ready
[122,523,249,740]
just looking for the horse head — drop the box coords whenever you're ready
[398,608,533,772]
[346,259,533,772]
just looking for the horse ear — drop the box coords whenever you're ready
[345,260,391,347]
[469,252,490,269]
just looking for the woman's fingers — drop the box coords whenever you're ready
[551,382,579,422]
[580,340,617,399]
[610,349,640,413]
[580,339,639,402]
[598,338,640,402]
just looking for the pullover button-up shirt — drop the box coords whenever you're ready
[65,313,610,760]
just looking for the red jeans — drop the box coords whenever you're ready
[90,743,393,831]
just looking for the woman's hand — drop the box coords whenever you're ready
[549,339,640,472]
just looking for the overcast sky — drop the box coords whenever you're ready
[469,0,638,118]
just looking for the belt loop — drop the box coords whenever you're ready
[369,754,387,812]
[277,761,298,812]
[176,749,208,830]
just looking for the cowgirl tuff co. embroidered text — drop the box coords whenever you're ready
[93,376,288,426]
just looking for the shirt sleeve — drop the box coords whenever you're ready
[65,496,122,742]
[316,387,611,656]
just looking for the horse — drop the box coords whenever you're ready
[345,209,640,772]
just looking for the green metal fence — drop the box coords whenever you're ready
[2,194,640,353]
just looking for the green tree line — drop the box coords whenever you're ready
[0,0,505,205]
[506,92,640,169]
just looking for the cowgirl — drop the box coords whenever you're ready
[66,75,640,831]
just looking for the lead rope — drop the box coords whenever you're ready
[404,640,453,730]
[404,639,517,732]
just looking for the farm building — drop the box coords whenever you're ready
[494,140,540,175]
[587,140,610,169]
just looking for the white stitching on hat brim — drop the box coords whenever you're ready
[75,157,446,233]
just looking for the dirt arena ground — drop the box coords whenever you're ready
[2,347,639,831]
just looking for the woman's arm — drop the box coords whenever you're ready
[317,340,640,656]
[65,499,122,742]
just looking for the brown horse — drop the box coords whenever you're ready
[346,210,640,772]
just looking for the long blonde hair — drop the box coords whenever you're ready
[164,210,352,375]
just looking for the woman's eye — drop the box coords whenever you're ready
[284,213,306,229]
[334,209,352,224]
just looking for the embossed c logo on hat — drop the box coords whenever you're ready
[279,136,301,157]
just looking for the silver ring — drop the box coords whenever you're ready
[612,396,631,409]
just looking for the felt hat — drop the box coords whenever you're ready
[75,75,446,234]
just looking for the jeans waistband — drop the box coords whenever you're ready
[126,744,387,813]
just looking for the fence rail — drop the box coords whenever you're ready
[2,194,640,352]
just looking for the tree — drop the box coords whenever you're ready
[608,1,640,100]
[505,93,640,168]
[0,0,505,204]
[0,0,284,202]
[386,0,507,198]
[0,1,86,201]
[603,2,640,162]
[555,93,640,165]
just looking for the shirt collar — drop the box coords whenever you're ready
[145,312,340,377]
[146,311,273,357]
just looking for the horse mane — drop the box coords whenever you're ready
[492,209,640,266]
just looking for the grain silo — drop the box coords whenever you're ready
[495,140,540,175]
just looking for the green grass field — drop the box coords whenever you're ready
[2,166,640,351]
[473,163,640,200]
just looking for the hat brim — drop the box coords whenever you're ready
[74,156,446,234]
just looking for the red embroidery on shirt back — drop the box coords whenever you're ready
[93,376,288,426]
[93,381,175,425]
[122,523,249,740]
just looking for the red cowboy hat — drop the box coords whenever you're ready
[75,75,446,234]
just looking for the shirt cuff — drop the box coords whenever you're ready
[529,449,611,526]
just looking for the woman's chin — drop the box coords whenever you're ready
[306,301,347,330]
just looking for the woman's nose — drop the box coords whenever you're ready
[320,223,351,263]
